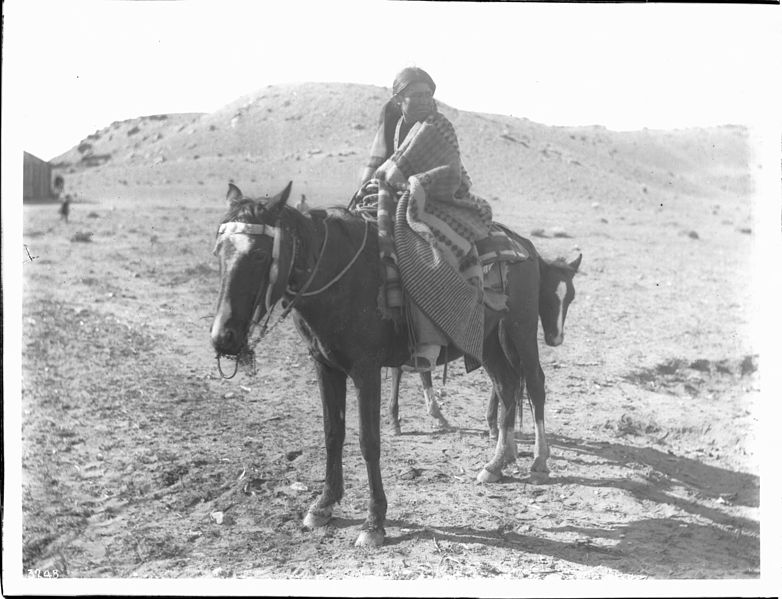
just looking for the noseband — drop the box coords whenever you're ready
[214,213,369,378]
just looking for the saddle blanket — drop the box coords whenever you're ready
[475,223,530,266]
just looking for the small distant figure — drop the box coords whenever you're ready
[59,194,72,223]
[296,193,310,213]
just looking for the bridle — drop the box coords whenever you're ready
[214,212,369,378]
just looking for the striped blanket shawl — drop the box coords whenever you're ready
[377,111,493,361]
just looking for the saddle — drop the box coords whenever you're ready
[475,223,530,301]
[352,191,527,316]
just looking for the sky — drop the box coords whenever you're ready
[3,0,781,161]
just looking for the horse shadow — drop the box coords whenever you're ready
[394,426,485,438]
[546,434,759,514]
[382,516,758,577]
[381,433,759,576]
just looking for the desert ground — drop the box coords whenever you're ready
[20,83,761,582]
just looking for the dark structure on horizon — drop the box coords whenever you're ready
[23,151,57,202]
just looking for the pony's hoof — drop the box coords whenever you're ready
[529,468,550,484]
[303,508,332,529]
[489,428,499,441]
[354,529,384,548]
[476,468,502,484]
[531,458,550,474]
[388,424,402,436]
[433,417,450,431]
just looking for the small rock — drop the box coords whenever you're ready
[70,231,93,243]
[290,481,308,492]
[550,226,571,238]
[210,511,224,524]
[740,355,757,376]
[687,230,700,240]
[400,467,422,480]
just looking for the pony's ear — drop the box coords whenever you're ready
[226,183,243,204]
[568,253,582,272]
[267,181,293,213]
[265,224,294,312]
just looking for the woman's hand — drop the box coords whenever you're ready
[376,159,408,191]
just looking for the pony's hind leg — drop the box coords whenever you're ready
[387,369,448,434]
[387,368,403,435]
[420,371,449,430]
[304,362,346,529]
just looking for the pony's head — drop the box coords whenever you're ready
[210,181,294,356]
[538,252,581,346]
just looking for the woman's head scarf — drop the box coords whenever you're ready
[392,67,436,97]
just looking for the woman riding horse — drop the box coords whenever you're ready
[356,67,493,373]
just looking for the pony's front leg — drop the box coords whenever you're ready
[353,366,386,547]
[303,361,346,529]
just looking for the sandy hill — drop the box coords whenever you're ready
[52,82,750,212]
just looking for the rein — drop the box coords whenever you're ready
[279,217,370,316]
[215,213,369,377]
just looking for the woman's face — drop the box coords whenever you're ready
[398,81,434,122]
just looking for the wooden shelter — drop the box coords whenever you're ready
[23,151,56,202]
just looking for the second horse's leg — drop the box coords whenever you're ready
[477,339,519,483]
[526,362,550,480]
[486,388,499,440]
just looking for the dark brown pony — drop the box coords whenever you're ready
[210,182,581,547]
[387,238,581,479]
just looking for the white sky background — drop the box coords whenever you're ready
[3,0,781,161]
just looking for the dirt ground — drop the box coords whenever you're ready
[14,87,766,588]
